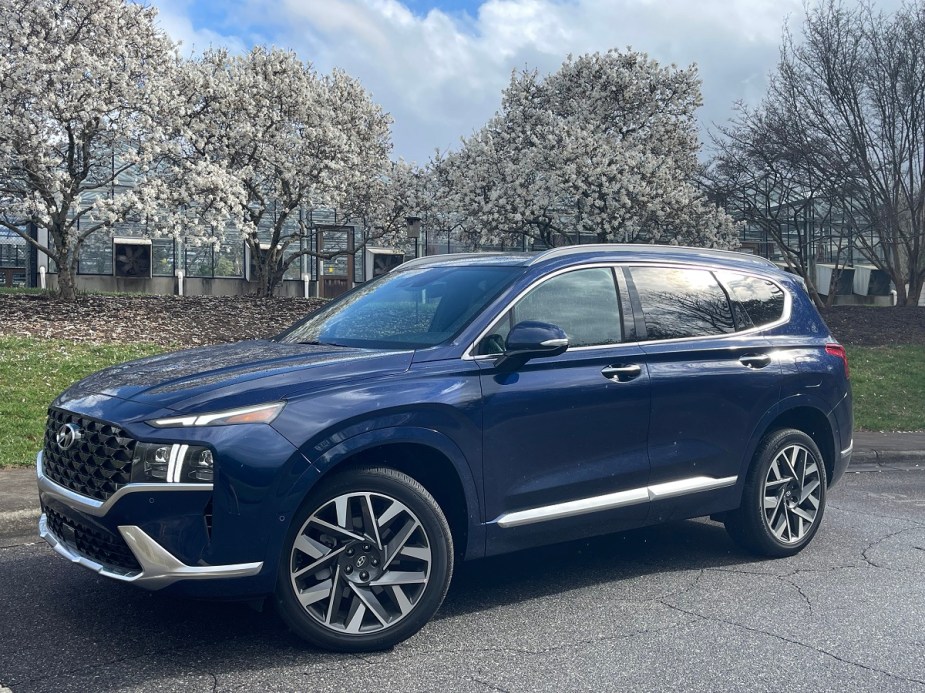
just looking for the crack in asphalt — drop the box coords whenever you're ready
[469,676,512,693]
[861,528,919,569]
[829,502,925,528]
[657,599,925,688]
[779,575,814,616]
[411,614,701,660]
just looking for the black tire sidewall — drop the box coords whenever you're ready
[275,467,453,652]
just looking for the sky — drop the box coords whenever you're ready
[151,0,841,164]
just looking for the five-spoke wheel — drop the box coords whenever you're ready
[725,429,828,557]
[276,467,453,651]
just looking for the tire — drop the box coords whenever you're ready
[724,429,828,558]
[275,466,453,652]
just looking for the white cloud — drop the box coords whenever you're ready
[153,0,821,162]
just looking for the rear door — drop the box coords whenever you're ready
[625,266,783,519]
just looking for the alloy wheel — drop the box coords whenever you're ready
[762,444,822,544]
[288,491,432,635]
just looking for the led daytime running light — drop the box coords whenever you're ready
[150,402,285,428]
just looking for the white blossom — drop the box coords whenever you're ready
[0,0,184,299]
[438,50,739,250]
[171,47,393,295]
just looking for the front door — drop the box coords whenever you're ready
[475,266,652,555]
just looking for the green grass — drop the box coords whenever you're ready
[0,337,165,468]
[848,345,925,432]
[0,338,921,468]
[0,286,48,295]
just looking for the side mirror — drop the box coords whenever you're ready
[495,321,569,370]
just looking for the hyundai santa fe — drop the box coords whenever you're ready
[36,245,853,651]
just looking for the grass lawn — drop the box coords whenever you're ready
[847,345,925,432]
[0,338,921,468]
[0,336,165,468]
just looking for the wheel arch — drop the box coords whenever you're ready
[280,427,483,561]
[752,404,836,487]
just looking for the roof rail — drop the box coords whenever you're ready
[529,244,778,269]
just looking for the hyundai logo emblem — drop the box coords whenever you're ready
[56,423,82,451]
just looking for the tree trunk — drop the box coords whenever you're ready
[53,229,79,301]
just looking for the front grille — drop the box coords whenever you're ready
[45,506,141,573]
[43,409,136,501]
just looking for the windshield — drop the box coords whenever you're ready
[277,265,523,349]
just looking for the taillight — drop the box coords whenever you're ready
[825,343,850,379]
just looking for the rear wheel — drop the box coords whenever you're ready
[275,467,453,651]
[724,428,827,557]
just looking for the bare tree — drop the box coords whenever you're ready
[774,1,925,305]
[705,103,857,308]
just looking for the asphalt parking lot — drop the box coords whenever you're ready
[1,468,923,693]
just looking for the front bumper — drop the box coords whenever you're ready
[37,451,263,590]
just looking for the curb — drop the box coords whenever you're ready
[850,449,925,471]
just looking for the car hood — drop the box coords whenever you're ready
[55,340,414,413]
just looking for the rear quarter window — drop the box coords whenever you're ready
[715,271,786,330]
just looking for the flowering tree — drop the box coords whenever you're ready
[443,51,737,250]
[0,0,182,300]
[339,159,426,251]
[177,48,393,296]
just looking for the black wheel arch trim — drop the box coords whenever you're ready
[275,426,485,561]
[740,395,841,489]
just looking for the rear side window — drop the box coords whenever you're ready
[630,267,736,340]
[479,267,622,352]
[715,271,786,330]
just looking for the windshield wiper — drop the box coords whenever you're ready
[297,340,343,347]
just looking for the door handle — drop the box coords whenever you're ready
[739,354,772,369]
[601,364,642,382]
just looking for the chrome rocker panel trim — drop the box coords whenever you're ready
[841,440,854,461]
[36,450,212,518]
[39,514,263,590]
[494,475,738,528]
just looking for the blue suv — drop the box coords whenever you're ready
[36,245,853,651]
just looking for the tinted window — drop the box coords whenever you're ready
[715,271,786,329]
[480,267,621,352]
[278,265,521,349]
[630,267,735,340]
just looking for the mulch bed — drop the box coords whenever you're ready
[0,293,922,348]
[0,293,326,348]
[819,306,925,347]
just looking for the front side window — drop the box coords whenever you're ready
[278,265,522,349]
[478,267,622,353]
[630,266,736,340]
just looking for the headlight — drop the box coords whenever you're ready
[131,442,215,483]
[148,402,285,428]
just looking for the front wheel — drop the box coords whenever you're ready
[724,429,827,557]
[275,467,453,651]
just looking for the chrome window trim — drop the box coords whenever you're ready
[39,514,263,590]
[493,475,738,528]
[463,263,622,360]
[627,264,791,348]
[463,261,792,360]
[36,451,211,518]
